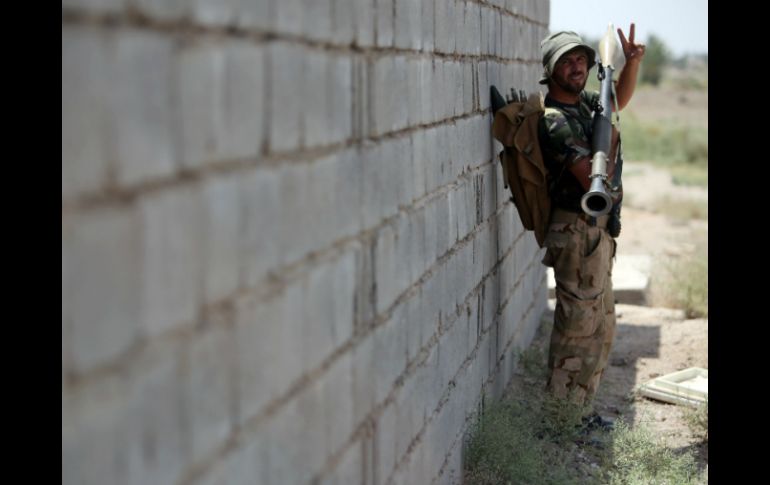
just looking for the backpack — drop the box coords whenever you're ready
[491,90,552,247]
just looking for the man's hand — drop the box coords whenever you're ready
[617,23,646,63]
[614,23,644,110]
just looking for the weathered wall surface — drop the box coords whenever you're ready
[62,1,550,483]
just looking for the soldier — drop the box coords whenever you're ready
[538,25,646,428]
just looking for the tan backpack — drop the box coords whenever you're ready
[491,91,552,247]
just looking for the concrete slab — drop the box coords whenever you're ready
[547,254,651,305]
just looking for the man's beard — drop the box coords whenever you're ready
[553,72,587,94]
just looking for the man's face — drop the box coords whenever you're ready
[550,48,589,95]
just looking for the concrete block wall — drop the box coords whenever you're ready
[62,1,550,484]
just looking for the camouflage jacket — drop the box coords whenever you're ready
[538,90,602,213]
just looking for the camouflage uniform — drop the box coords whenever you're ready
[539,91,620,406]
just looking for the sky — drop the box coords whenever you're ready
[549,0,708,58]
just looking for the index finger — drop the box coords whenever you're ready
[629,23,636,44]
[617,27,628,47]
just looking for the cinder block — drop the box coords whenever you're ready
[492,10,502,57]
[330,148,364,238]
[451,240,474,307]
[445,118,465,181]
[482,167,497,223]
[452,61,463,117]
[395,285,423,363]
[511,16,523,59]
[421,0,434,52]
[393,134,415,207]
[191,0,237,26]
[421,197,438,268]
[517,19,530,60]
[273,0,305,36]
[434,0,455,54]
[435,124,453,186]
[500,16,513,59]
[328,55,353,144]
[352,0,375,47]
[454,2,464,54]
[434,192,451,258]
[469,3,481,56]
[183,322,235,463]
[395,209,421,287]
[62,376,138,485]
[376,0,393,47]
[64,205,141,374]
[418,126,438,195]
[463,61,474,114]
[303,52,331,148]
[268,42,303,153]
[430,60,446,122]
[371,56,409,136]
[420,264,446,336]
[303,0,332,42]
[126,349,189,485]
[62,0,123,13]
[471,115,488,170]
[462,175,477,237]
[443,61,456,121]
[447,184,463,244]
[140,184,204,337]
[201,172,240,304]
[477,62,490,113]
[419,59,433,124]
[332,0,355,44]
[424,60,439,123]
[407,58,422,127]
[480,6,490,55]
[62,26,111,199]
[375,222,400,313]
[221,41,264,161]
[453,117,473,170]
[360,137,410,228]
[131,0,188,21]
[238,165,284,287]
[278,155,349,263]
[394,0,421,50]
[300,252,357,372]
[234,286,303,424]
[111,30,177,186]
[234,0,270,30]
[352,56,369,139]
[177,42,225,170]
[537,0,551,25]
[457,2,470,55]
[410,130,428,201]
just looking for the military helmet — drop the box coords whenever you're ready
[539,31,597,85]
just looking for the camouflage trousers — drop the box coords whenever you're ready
[542,210,617,407]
